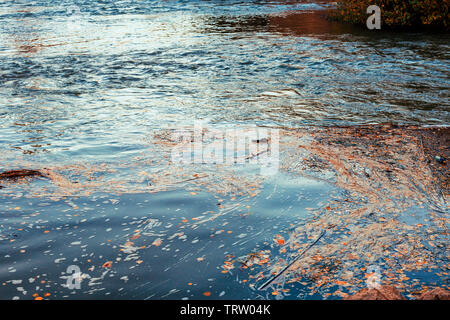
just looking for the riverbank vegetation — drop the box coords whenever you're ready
[331,0,449,30]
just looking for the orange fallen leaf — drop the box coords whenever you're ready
[274,234,285,245]
[203,291,211,297]
[102,261,113,268]
[152,238,162,246]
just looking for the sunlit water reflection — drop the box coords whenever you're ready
[0,0,449,300]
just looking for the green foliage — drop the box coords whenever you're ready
[330,0,449,30]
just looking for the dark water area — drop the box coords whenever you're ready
[0,1,449,300]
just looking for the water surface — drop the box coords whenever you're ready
[0,0,449,300]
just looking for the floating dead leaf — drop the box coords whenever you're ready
[152,238,162,246]
[124,241,134,247]
[347,253,359,260]
[274,234,285,245]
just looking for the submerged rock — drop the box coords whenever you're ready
[345,285,450,300]
[344,286,406,300]
[418,288,450,300]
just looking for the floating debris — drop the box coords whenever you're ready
[0,169,46,181]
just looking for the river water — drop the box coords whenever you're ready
[0,0,449,300]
